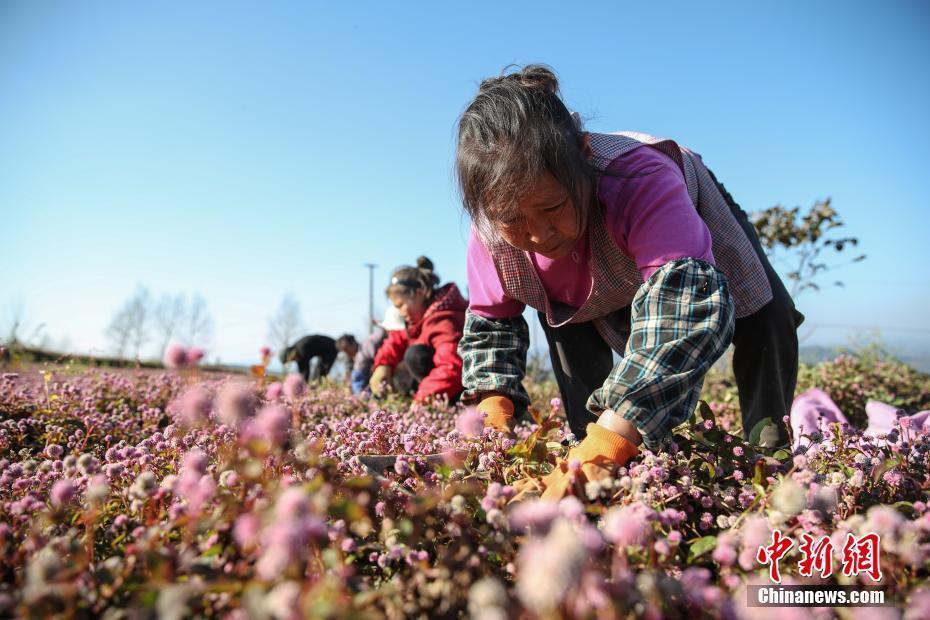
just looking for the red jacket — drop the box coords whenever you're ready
[373,282,467,401]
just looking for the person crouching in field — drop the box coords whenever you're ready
[336,306,407,395]
[454,65,804,499]
[369,256,468,403]
[280,334,338,382]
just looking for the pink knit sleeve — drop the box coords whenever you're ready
[598,146,715,281]
[466,229,526,319]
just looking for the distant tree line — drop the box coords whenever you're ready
[106,287,214,361]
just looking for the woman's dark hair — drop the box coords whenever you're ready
[335,334,357,351]
[386,256,440,299]
[455,64,599,243]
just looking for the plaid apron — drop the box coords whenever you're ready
[486,131,773,353]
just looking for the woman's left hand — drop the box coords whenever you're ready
[369,365,393,396]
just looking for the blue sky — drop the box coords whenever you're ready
[2,0,929,366]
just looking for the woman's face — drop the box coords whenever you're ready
[495,172,585,259]
[389,289,428,324]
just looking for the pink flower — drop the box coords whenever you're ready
[256,539,293,580]
[558,496,585,523]
[509,500,560,534]
[603,503,655,548]
[264,581,300,619]
[163,344,188,369]
[265,382,283,402]
[515,519,585,613]
[50,478,75,508]
[712,533,738,566]
[175,450,215,514]
[176,387,211,427]
[182,475,215,515]
[739,514,771,570]
[865,504,904,538]
[882,470,903,486]
[906,588,930,620]
[187,347,205,365]
[256,491,327,580]
[251,405,291,447]
[455,407,484,438]
[182,449,209,475]
[234,513,261,549]
[276,487,311,519]
[215,382,256,428]
[282,373,306,400]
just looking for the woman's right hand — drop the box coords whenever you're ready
[369,365,393,396]
[477,394,515,434]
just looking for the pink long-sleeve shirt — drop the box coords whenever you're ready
[467,145,716,318]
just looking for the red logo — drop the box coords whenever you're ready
[798,534,833,578]
[841,532,882,582]
[756,530,882,583]
[756,529,794,583]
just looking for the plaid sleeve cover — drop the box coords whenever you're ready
[587,258,736,450]
[458,310,531,409]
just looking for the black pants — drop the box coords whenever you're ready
[541,169,803,446]
[395,345,460,404]
[391,345,436,395]
[297,353,336,382]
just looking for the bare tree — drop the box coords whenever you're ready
[2,298,46,348]
[106,304,134,360]
[106,287,152,360]
[154,293,186,358]
[268,294,305,359]
[185,293,214,349]
[127,288,152,358]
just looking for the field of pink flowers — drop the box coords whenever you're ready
[1,355,929,619]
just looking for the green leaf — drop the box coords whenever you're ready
[748,418,781,448]
[772,449,792,462]
[871,456,902,483]
[752,460,766,486]
[688,536,718,561]
[202,543,223,557]
[701,461,717,480]
[698,400,714,423]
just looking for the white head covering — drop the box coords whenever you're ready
[380,305,406,331]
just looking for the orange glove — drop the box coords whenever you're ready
[477,395,515,434]
[538,423,639,500]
